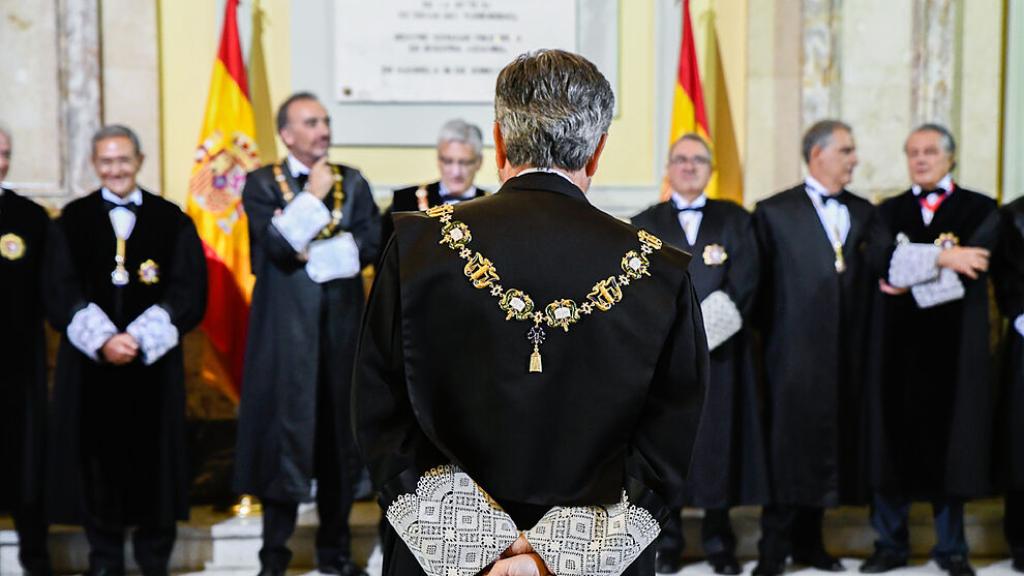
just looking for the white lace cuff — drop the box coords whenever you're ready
[910,267,965,308]
[524,490,661,576]
[1015,314,1024,338]
[889,241,941,288]
[305,232,361,283]
[385,465,518,576]
[126,305,180,365]
[68,303,118,361]
[701,290,742,352]
[271,192,331,253]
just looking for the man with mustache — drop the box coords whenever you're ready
[234,92,381,576]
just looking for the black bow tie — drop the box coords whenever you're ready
[675,205,703,213]
[104,199,138,214]
[922,188,947,198]
[294,173,309,190]
[820,192,845,206]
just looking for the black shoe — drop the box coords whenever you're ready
[1013,557,1024,573]
[859,550,907,573]
[655,549,685,574]
[86,569,126,576]
[256,567,285,576]
[708,553,742,575]
[753,559,785,576]
[794,552,844,572]
[319,558,368,576]
[937,556,975,576]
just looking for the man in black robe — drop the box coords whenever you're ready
[45,124,207,576]
[380,118,488,247]
[752,119,874,576]
[632,133,767,575]
[994,196,1024,572]
[0,125,52,576]
[233,92,381,576]
[354,49,708,576]
[861,124,997,576]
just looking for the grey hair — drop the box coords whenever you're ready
[495,49,615,172]
[92,124,142,157]
[669,132,713,164]
[437,119,483,157]
[276,91,321,133]
[802,119,852,164]
[907,122,956,156]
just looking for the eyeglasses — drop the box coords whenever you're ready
[439,156,480,168]
[668,155,711,167]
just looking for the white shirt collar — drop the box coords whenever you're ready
[911,174,954,196]
[670,192,707,210]
[101,187,143,206]
[439,181,478,200]
[514,167,577,185]
[804,175,839,198]
[287,154,312,177]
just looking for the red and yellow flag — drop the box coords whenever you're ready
[665,0,743,204]
[187,0,259,403]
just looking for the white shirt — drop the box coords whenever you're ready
[287,154,312,179]
[101,187,142,240]
[805,176,851,245]
[670,192,706,246]
[514,167,577,186]
[911,173,954,226]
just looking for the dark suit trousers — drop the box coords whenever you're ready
[83,514,176,576]
[870,492,967,560]
[13,502,50,574]
[757,505,827,562]
[1006,490,1024,561]
[656,507,736,558]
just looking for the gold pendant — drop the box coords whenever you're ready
[833,241,846,274]
[0,233,25,260]
[529,344,543,373]
[138,259,160,285]
[111,265,130,286]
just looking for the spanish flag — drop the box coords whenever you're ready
[186,0,259,403]
[665,0,743,204]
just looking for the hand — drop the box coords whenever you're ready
[879,278,909,295]
[501,535,535,558]
[485,553,549,576]
[101,333,139,365]
[308,156,335,200]
[936,246,990,279]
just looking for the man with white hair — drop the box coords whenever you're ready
[380,118,487,246]
[861,123,997,576]
[0,125,52,576]
[354,49,708,576]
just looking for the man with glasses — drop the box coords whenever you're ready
[380,119,487,246]
[632,133,767,575]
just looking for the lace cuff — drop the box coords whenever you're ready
[271,192,331,253]
[68,303,118,361]
[910,267,965,308]
[700,290,742,352]
[1015,314,1024,338]
[888,241,941,288]
[126,305,180,365]
[524,490,661,576]
[305,232,361,283]
[385,465,518,576]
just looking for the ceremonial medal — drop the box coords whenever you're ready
[427,203,662,374]
[0,233,25,261]
[111,238,129,286]
[415,185,430,211]
[703,244,728,267]
[138,259,160,284]
[934,232,960,249]
[833,241,846,273]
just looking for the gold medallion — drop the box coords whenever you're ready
[544,299,580,332]
[500,289,535,321]
[0,233,25,261]
[702,244,729,267]
[934,232,960,250]
[138,259,160,285]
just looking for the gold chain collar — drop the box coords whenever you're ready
[427,204,663,373]
[273,161,345,240]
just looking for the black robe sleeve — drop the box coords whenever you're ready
[242,174,305,274]
[44,216,89,331]
[157,215,207,333]
[722,214,760,319]
[353,237,446,506]
[344,171,382,269]
[995,207,1024,320]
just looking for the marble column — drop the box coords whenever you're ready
[911,0,958,128]
[58,0,102,198]
[801,0,843,130]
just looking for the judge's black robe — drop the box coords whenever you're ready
[0,189,50,513]
[864,186,998,499]
[234,162,381,502]
[753,185,874,507]
[354,172,709,576]
[632,199,769,509]
[45,190,207,526]
[994,197,1024,491]
[380,181,487,247]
